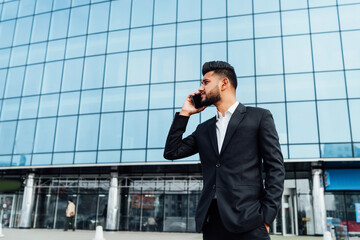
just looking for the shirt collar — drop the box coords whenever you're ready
[216,101,239,120]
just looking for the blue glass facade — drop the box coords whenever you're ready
[0,0,360,168]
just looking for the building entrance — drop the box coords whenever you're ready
[0,194,16,228]
[282,188,298,235]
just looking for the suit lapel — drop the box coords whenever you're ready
[220,103,246,156]
[207,116,220,158]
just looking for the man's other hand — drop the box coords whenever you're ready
[264,223,270,233]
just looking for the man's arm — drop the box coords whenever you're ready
[258,110,285,226]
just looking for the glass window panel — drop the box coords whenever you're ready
[86,33,107,56]
[201,43,227,66]
[80,89,102,114]
[53,0,71,10]
[0,156,11,167]
[349,99,360,142]
[149,83,174,109]
[257,103,287,144]
[281,0,307,10]
[59,92,80,116]
[1,1,18,20]
[18,0,35,17]
[315,72,347,100]
[154,0,176,24]
[355,143,360,158]
[66,36,86,58]
[82,55,105,89]
[53,152,74,165]
[46,39,66,61]
[122,111,147,149]
[182,112,200,140]
[42,61,63,94]
[257,75,284,103]
[287,102,319,143]
[321,143,352,158]
[4,67,25,98]
[107,30,129,53]
[228,16,253,41]
[0,121,16,154]
[20,96,39,119]
[318,100,351,142]
[177,0,200,22]
[237,77,255,104]
[68,5,89,37]
[202,0,226,19]
[0,20,15,48]
[38,94,59,117]
[76,114,100,151]
[122,150,145,162]
[31,13,51,43]
[176,45,200,81]
[98,151,120,163]
[49,9,69,40]
[102,87,125,112]
[255,12,281,38]
[228,40,254,77]
[281,10,309,36]
[289,144,320,158]
[227,0,252,16]
[32,154,52,165]
[202,19,226,43]
[285,73,315,101]
[62,58,83,92]
[104,53,127,87]
[34,118,56,153]
[129,27,152,50]
[23,64,43,96]
[339,5,360,30]
[147,149,167,162]
[99,113,123,150]
[0,49,10,68]
[201,106,216,123]
[13,16,33,46]
[346,70,360,98]
[12,154,31,166]
[127,50,150,85]
[88,2,110,34]
[177,21,200,46]
[109,0,131,30]
[0,70,6,98]
[10,46,28,67]
[131,0,153,27]
[125,85,149,110]
[253,0,279,13]
[74,152,96,164]
[54,116,77,152]
[72,0,90,6]
[0,98,20,121]
[283,35,312,73]
[309,0,336,7]
[151,48,175,83]
[14,120,36,154]
[35,0,53,13]
[310,7,339,33]
[153,24,176,48]
[342,31,360,69]
[28,42,46,64]
[147,110,173,148]
[175,81,199,108]
[255,38,283,75]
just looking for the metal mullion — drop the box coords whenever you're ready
[252,0,257,107]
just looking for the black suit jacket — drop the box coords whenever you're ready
[164,103,285,233]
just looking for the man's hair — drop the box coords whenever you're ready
[202,61,237,90]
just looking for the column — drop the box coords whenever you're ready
[19,173,35,228]
[312,169,326,235]
[106,173,119,230]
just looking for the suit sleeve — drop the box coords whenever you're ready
[258,110,285,225]
[163,113,198,160]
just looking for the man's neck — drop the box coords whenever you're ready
[215,98,237,117]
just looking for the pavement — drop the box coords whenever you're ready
[0,228,326,240]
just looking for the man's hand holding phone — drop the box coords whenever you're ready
[179,93,206,117]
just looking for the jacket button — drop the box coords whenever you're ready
[212,184,216,189]
[216,163,221,168]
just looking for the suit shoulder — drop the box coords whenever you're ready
[245,106,270,116]
[197,116,215,129]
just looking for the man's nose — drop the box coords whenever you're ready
[198,84,204,92]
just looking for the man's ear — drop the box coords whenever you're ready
[221,78,229,90]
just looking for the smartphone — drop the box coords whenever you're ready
[191,94,203,109]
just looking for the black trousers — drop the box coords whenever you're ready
[65,216,75,231]
[202,200,270,240]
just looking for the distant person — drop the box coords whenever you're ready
[65,199,76,231]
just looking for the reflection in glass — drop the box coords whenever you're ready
[289,145,320,159]
[130,27,152,50]
[228,40,254,77]
[80,90,101,114]
[202,19,226,43]
[151,48,175,83]
[76,115,100,151]
[228,16,253,41]
[153,24,176,48]
[202,43,227,67]
[122,111,147,149]
[49,9,69,40]
[257,75,284,103]
[176,45,200,81]
[310,7,339,33]
[281,10,309,36]
[54,116,77,152]
[102,88,125,112]
[256,38,283,75]
[14,120,36,154]
[104,53,127,87]
[74,152,96,164]
[34,118,56,153]
[177,21,200,46]
[20,96,39,119]
[68,5,89,37]
[321,143,352,158]
[32,154,52,165]
[312,33,343,71]
[109,0,131,30]
[83,56,105,90]
[1,98,20,121]
[66,36,86,58]
[62,58,83,92]
[88,2,109,34]
[107,30,129,53]
[38,94,59,117]
[122,150,146,163]
[86,33,107,56]
[0,121,17,154]
[10,46,28,67]
[255,12,281,38]
[237,77,255,104]
[4,67,25,98]
[283,35,312,73]
[59,92,80,116]
[147,110,173,148]
[349,100,360,142]
[0,20,15,48]
[285,74,315,101]
[125,85,149,111]
[177,0,200,22]
[342,30,360,69]
[315,72,346,100]
[46,40,66,61]
[42,61,63,94]
[149,84,174,109]
[154,0,176,24]
[99,113,123,150]
[131,0,153,28]
[31,13,51,43]
[202,0,225,19]
[127,50,151,85]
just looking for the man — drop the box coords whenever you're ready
[164,61,285,240]
[65,199,76,231]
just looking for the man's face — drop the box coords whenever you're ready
[198,71,221,106]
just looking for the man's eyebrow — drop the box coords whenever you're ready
[202,78,210,82]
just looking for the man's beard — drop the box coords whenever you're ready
[201,87,221,106]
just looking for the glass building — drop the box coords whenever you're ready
[0,0,359,236]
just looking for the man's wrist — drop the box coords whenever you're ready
[179,110,191,117]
